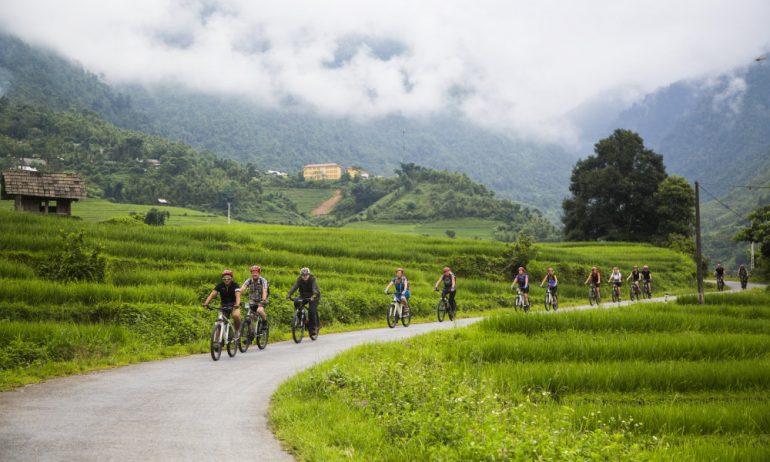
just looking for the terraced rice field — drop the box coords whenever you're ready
[271,291,770,461]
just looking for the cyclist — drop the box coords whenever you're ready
[286,267,321,337]
[714,263,725,286]
[203,269,242,338]
[738,264,749,289]
[627,265,642,295]
[608,266,622,298]
[241,265,269,333]
[539,267,558,308]
[433,266,457,313]
[511,266,530,308]
[385,268,410,315]
[641,265,653,293]
[584,266,601,301]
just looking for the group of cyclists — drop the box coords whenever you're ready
[715,262,751,290]
[202,265,459,342]
[201,260,752,344]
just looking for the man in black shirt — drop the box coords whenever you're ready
[287,267,321,336]
[203,269,242,337]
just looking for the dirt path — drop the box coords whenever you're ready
[310,188,342,216]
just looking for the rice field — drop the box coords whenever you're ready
[0,209,695,389]
[270,291,770,461]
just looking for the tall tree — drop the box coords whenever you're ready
[654,175,695,240]
[563,129,667,241]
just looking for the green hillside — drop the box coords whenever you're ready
[0,210,694,389]
[0,33,573,213]
[272,291,770,461]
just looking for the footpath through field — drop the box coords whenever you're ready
[0,281,763,461]
[310,188,342,216]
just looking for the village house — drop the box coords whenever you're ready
[1,170,86,216]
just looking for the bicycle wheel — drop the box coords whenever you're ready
[256,319,268,350]
[387,304,397,328]
[210,324,222,361]
[544,293,551,311]
[552,295,558,311]
[437,300,446,322]
[401,306,412,327]
[588,289,595,306]
[238,319,251,353]
[513,296,520,312]
[226,324,237,357]
[611,288,618,303]
[292,312,304,343]
[448,301,456,321]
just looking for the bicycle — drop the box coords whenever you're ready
[716,277,725,292]
[291,298,318,343]
[630,281,641,301]
[513,288,529,313]
[238,303,268,353]
[541,285,557,311]
[611,283,621,303]
[588,284,601,306]
[642,280,653,299]
[435,289,456,322]
[386,292,412,327]
[205,305,238,361]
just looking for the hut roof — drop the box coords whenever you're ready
[1,170,86,200]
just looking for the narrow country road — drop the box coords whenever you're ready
[0,281,763,461]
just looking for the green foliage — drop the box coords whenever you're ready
[505,234,537,273]
[143,208,170,226]
[272,294,770,460]
[38,231,105,282]
[655,175,695,239]
[444,229,456,239]
[735,204,770,267]
[563,129,668,241]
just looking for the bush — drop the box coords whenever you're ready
[37,231,106,282]
[144,208,170,226]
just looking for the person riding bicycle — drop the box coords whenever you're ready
[584,267,601,300]
[738,264,749,289]
[433,266,457,313]
[511,266,530,308]
[286,267,321,337]
[641,265,652,293]
[203,269,242,338]
[714,263,725,284]
[539,267,558,308]
[627,266,642,294]
[385,268,410,315]
[241,265,269,333]
[608,267,622,297]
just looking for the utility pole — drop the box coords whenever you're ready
[751,241,755,271]
[695,181,704,304]
[227,201,231,225]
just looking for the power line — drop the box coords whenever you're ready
[698,182,747,222]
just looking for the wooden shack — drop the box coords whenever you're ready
[1,170,86,215]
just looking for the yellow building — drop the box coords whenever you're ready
[303,163,343,181]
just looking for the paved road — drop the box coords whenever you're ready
[0,281,762,461]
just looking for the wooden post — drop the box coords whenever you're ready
[695,181,704,304]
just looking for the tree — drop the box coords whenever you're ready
[144,208,170,226]
[654,176,695,240]
[563,129,667,241]
[735,204,770,268]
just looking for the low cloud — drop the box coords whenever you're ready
[1,0,769,144]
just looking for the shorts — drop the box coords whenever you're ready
[396,291,410,300]
[612,281,622,286]
[518,286,529,294]
[547,285,558,294]
[249,301,268,310]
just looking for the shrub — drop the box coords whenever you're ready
[37,231,106,282]
[144,208,170,226]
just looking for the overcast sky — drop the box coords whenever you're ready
[1,0,769,143]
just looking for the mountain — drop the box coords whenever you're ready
[610,60,770,195]
[604,60,770,266]
[0,34,573,216]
